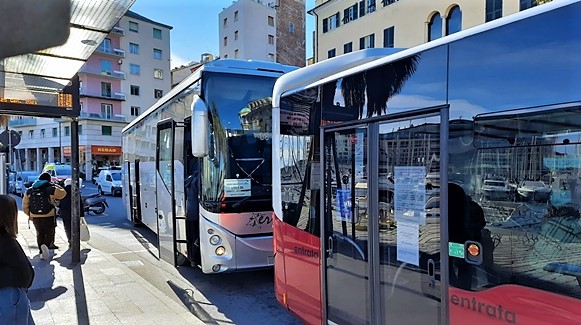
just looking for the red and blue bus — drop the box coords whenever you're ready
[272,0,581,323]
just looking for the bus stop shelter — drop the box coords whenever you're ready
[0,0,135,262]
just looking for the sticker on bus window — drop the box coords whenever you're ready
[335,188,352,222]
[224,179,251,197]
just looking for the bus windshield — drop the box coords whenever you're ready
[201,72,277,212]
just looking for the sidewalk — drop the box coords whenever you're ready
[17,211,205,325]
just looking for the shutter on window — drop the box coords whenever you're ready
[359,1,366,17]
[370,34,375,48]
[335,12,340,27]
[353,4,359,19]
[323,18,328,33]
[359,37,365,50]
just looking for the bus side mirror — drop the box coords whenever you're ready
[191,95,209,157]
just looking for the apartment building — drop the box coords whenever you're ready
[219,0,306,67]
[310,0,544,62]
[9,11,172,178]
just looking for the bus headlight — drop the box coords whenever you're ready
[215,246,226,256]
[209,235,221,246]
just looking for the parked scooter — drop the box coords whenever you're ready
[82,193,108,215]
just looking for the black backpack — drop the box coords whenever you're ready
[28,186,53,215]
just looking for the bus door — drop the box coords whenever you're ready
[321,105,448,325]
[123,160,132,222]
[156,119,178,266]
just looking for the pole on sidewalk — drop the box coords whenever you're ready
[69,74,81,263]
[71,118,80,263]
[0,153,5,195]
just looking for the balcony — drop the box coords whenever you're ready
[112,26,125,36]
[78,68,125,80]
[95,46,125,58]
[79,88,126,101]
[80,112,126,122]
[9,118,37,127]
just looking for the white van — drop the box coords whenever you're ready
[97,169,123,196]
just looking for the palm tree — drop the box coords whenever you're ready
[341,54,420,118]
[0,115,9,127]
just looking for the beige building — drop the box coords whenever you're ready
[309,0,544,62]
[219,0,306,67]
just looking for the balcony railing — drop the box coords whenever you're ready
[78,68,125,80]
[8,118,37,127]
[80,112,126,122]
[112,26,125,36]
[79,88,126,101]
[95,46,125,58]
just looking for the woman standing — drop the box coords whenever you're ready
[0,195,35,324]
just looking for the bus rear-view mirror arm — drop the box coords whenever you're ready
[191,95,209,157]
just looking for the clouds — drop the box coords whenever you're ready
[170,53,191,69]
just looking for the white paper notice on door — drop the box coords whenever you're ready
[394,166,426,225]
[224,178,251,197]
[397,221,419,266]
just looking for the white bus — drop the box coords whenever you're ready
[122,59,296,273]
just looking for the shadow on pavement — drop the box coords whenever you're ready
[167,280,219,324]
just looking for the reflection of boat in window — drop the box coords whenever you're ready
[517,181,551,202]
[482,178,512,201]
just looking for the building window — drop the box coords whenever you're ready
[129,21,138,32]
[383,26,394,48]
[446,6,462,35]
[101,126,112,136]
[130,85,140,96]
[289,23,294,33]
[40,129,45,138]
[268,53,275,61]
[154,69,163,79]
[367,0,376,13]
[486,0,503,22]
[153,48,162,59]
[79,125,83,135]
[234,49,239,58]
[234,11,239,21]
[223,17,228,27]
[130,64,140,75]
[99,38,111,52]
[129,43,139,54]
[520,0,536,11]
[101,103,112,119]
[324,12,340,33]
[154,89,163,99]
[381,0,399,7]
[101,82,112,97]
[344,42,353,54]
[64,126,70,136]
[268,34,274,45]
[153,28,162,39]
[268,16,274,26]
[131,106,140,116]
[343,4,359,24]
[428,13,442,41]
[100,59,112,74]
[328,48,336,58]
[224,37,228,46]
[234,30,238,40]
[359,33,375,49]
[52,128,57,137]
[28,130,34,139]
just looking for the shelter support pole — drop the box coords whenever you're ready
[71,118,80,263]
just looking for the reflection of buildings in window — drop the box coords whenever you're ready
[239,97,272,131]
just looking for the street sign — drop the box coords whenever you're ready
[0,129,21,147]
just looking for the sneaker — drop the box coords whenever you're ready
[40,244,50,260]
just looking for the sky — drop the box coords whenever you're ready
[129,0,316,69]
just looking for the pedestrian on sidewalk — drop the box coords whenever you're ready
[22,172,67,260]
[58,178,83,247]
[0,195,35,324]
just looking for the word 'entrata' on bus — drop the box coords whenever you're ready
[122,59,297,273]
[271,1,581,324]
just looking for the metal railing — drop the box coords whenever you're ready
[79,88,126,100]
[79,68,125,79]
[8,118,37,127]
[112,26,125,36]
[80,112,126,122]
[95,46,125,58]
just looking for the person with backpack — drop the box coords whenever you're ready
[22,172,67,260]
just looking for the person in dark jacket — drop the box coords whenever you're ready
[23,172,66,260]
[58,178,83,246]
[0,195,35,324]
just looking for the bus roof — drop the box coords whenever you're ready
[273,0,578,105]
[123,59,297,134]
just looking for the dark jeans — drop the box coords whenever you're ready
[60,213,71,244]
[32,217,56,253]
